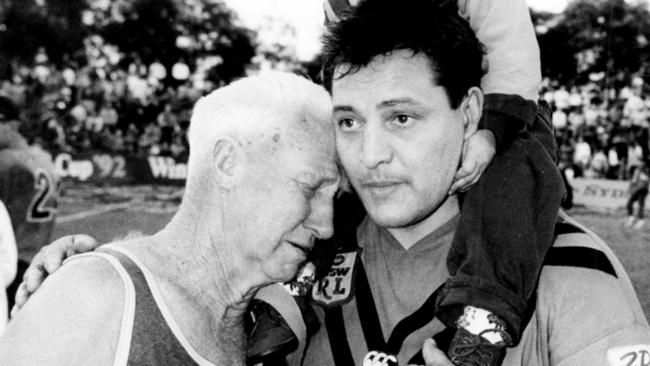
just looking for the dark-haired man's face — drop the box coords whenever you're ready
[332,50,473,228]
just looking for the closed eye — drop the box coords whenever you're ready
[298,182,318,198]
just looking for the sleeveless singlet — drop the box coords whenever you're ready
[69,246,218,366]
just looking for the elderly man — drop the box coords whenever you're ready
[0,72,340,365]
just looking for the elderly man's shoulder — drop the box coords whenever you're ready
[522,211,650,365]
[0,247,126,365]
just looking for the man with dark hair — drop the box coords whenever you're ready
[314,0,564,363]
[299,0,648,365]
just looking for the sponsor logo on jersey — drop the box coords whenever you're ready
[363,351,398,366]
[312,250,359,307]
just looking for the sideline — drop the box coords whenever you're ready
[56,201,133,223]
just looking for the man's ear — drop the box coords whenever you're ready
[212,138,242,189]
[459,86,484,140]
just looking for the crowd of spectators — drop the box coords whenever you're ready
[3,40,650,181]
[0,38,218,160]
[542,76,650,181]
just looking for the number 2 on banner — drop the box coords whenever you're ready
[27,168,57,223]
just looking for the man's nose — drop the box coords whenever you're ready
[304,197,335,240]
[360,123,391,169]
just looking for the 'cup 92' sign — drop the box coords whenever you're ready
[52,151,188,184]
[53,152,128,182]
[53,153,94,181]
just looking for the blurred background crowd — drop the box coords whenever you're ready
[543,77,650,180]
[2,0,650,178]
[1,52,198,159]
[0,0,317,159]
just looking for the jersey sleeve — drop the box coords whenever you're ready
[556,327,650,366]
[542,266,650,366]
[461,0,541,101]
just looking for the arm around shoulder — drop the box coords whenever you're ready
[0,254,128,366]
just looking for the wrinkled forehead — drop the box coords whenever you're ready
[282,106,335,149]
[271,115,339,179]
[246,106,335,160]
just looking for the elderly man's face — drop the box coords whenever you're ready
[332,50,465,228]
[240,117,340,282]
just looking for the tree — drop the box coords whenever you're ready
[0,0,88,69]
[0,0,257,85]
[177,0,256,85]
[95,0,256,85]
[99,0,182,69]
[250,17,305,73]
[534,0,650,85]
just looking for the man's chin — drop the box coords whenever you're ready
[363,196,444,229]
[364,203,418,228]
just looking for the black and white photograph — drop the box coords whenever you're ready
[1,0,649,365]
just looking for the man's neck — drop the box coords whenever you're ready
[151,215,261,311]
[387,195,460,250]
[123,214,258,363]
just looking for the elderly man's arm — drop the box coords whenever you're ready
[1,255,125,365]
[12,234,99,314]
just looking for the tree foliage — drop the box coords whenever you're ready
[179,0,257,84]
[0,0,88,67]
[99,0,181,67]
[0,0,257,84]
[534,0,650,85]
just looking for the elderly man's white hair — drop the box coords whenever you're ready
[186,71,332,182]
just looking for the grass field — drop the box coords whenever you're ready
[54,184,650,319]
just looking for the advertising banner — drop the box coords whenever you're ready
[50,151,648,212]
[569,177,648,210]
[52,151,187,185]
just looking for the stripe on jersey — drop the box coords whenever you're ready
[544,246,617,278]
[325,306,355,365]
